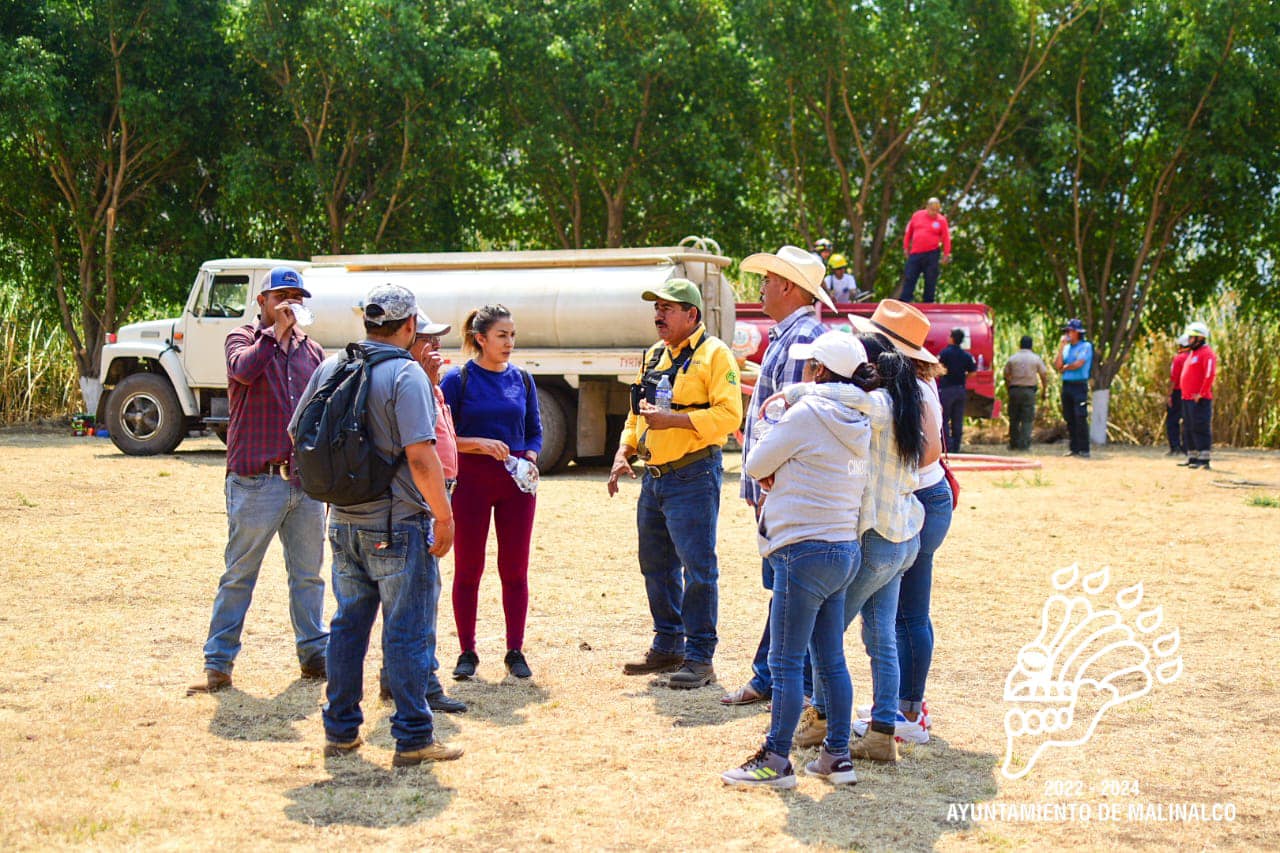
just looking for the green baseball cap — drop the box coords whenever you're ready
[642,278,703,312]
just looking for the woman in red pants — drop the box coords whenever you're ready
[440,304,542,680]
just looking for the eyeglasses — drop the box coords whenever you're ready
[414,334,442,347]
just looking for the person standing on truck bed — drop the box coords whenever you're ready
[1003,335,1050,451]
[293,284,460,767]
[720,245,831,708]
[900,197,952,303]
[441,304,542,682]
[188,267,328,695]
[607,279,743,689]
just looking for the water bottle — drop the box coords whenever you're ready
[753,397,788,443]
[504,455,539,494]
[654,375,673,412]
[976,354,985,371]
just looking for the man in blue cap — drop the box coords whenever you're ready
[190,266,329,694]
[1052,318,1093,458]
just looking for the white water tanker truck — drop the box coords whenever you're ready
[96,239,734,473]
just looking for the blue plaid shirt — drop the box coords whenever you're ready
[740,305,827,504]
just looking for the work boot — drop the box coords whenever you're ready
[622,649,684,675]
[427,692,468,714]
[850,729,900,763]
[187,668,232,695]
[299,656,327,680]
[392,741,464,767]
[667,661,716,689]
[794,705,827,748]
[323,736,363,758]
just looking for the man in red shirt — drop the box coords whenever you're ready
[190,267,328,694]
[1177,321,1217,469]
[900,197,952,303]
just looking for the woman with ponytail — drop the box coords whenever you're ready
[440,304,542,680]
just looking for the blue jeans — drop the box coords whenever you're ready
[324,515,438,751]
[897,480,954,714]
[203,473,327,674]
[636,453,722,663]
[812,530,919,727]
[765,540,859,757]
[901,249,941,303]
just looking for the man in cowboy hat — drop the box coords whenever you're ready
[1053,318,1093,458]
[719,245,833,707]
[1177,321,1216,469]
[608,279,743,689]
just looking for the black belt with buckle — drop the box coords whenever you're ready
[646,446,717,478]
[262,460,290,478]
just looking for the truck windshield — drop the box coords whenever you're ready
[201,274,249,318]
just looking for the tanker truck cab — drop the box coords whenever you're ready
[99,259,308,455]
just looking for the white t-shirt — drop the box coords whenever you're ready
[824,272,859,303]
[917,378,946,488]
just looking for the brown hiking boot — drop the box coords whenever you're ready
[667,662,716,689]
[323,736,363,758]
[850,729,900,763]
[392,741,464,767]
[187,668,232,695]
[794,705,827,748]
[622,649,684,675]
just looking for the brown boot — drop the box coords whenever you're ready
[794,705,828,748]
[392,741,464,767]
[622,649,684,675]
[187,668,232,695]
[849,729,900,763]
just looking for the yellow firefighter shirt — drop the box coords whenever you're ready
[619,325,743,466]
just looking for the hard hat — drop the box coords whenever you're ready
[828,253,848,270]
[812,238,833,251]
[1175,334,1191,347]
[1183,321,1209,340]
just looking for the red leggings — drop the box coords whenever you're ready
[452,453,537,653]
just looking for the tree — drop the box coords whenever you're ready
[480,0,760,250]
[0,0,232,399]
[739,0,1089,294]
[219,0,494,256]
[977,0,1280,435]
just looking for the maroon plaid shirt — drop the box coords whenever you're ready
[225,320,325,478]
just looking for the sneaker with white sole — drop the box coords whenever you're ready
[721,747,797,789]
[857,701,931,730]
[853,710,929,744]
[805,747,858,785]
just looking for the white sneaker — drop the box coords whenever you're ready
[859,700,930,728]
[853,711,929,744]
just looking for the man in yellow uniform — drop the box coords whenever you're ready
[608,279,743,689]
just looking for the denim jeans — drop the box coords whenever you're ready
[636,453,722,663]
[324,515,438,751]
[812,530,918,727]
[897,480,954,714]
[203,473,327,674]
[764,540,859,757]
[901,249,941,303]
[1182,397,1213,460]
[940,385,967,453]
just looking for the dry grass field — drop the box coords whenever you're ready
[1,431,1278,851]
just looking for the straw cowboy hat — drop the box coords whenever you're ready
[740,245,836,312]
[848,299,938,363]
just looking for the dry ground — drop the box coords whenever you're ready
[1,432,1277,851]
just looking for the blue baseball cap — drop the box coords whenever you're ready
[262,266,312,298]
[1062,318,1085,332]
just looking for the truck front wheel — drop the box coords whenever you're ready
[106,373,186,455]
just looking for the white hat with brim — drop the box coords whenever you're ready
[848,299,938,363]
[788,330,867,379]
[740,245,836,312]
[415,308,451,336]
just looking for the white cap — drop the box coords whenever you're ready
[788,330,868,379]
[415,308,451,336]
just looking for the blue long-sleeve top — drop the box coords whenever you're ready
[440,360,543,455]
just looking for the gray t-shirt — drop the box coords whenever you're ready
[292,341,438,524]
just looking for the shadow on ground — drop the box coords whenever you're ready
[204,678,323,742]
[283,751,457,828]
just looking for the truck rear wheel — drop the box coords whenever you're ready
[535,386,575,474]
[106,373,186,455]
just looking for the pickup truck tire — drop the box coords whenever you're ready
[535,386,575,475]
[106,373,186,456]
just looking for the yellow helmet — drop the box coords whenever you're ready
[828,253,848,270]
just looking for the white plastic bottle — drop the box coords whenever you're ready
[504,455,539,494]
[654,375,673,412]
[753,397,788,443]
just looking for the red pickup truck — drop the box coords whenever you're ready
[732,301,999,418]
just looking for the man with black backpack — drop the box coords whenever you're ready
[291,284,461,767]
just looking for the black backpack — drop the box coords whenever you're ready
[292,343,412,506]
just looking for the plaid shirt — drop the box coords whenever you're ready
[740,306,827,504]
[783,382,924,542]
[225,320,325,479]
